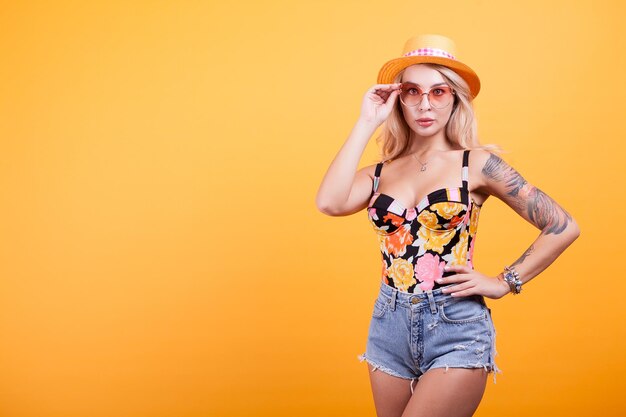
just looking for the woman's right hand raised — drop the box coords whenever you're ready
[359,83,402,127]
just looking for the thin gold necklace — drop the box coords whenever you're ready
[411,153,429,172]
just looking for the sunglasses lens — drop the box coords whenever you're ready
[400,84,454,108]
[429,86,454,108]
[399,84,421,107]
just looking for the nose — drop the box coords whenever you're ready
[417,93,431,111]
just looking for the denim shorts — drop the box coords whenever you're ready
[358,281,501,391]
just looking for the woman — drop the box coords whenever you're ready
[315,34,580,417]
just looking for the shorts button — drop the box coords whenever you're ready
[410,297,419,304]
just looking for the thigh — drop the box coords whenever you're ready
[401,368,488,417]
[367,363,414,417]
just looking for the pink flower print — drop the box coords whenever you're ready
[414,253,446,291]
[468,237,476,267]
[368,208,379,220]
[405,207,417,221]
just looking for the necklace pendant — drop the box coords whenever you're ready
[420,166,427,172]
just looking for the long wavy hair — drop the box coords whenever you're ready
[374,63,500,162]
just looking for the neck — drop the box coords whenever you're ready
[407,131,453,157]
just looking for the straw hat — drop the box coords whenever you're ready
[377,34,481,99]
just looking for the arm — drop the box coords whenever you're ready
[315,83,402,216]
[481,152,580,289]
[439,150,581,298]
[315,119,379,216]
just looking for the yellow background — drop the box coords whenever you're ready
[1,1,624,416]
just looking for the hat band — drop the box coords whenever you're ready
[403,48,456,60]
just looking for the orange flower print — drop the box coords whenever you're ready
[470,205,481,236]
[443,229,469,266]
[417,210,440,229]
[447,214,465,228]
[383,212,406,228]
[417,227,456,254]
[433,202,465,219]
[387,258,416,292]
[385,224,414,256]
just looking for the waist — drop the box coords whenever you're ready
[377,279,484,308]
[380,267,462,294]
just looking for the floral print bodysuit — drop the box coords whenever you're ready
[367,150,480,293]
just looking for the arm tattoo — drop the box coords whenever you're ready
[482,153,572,235]
[482,154,527,198]
[527,187,572,235]
[511,244,534,267]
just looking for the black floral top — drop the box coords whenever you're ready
[366,150,481,293]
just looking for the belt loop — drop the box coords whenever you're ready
[390,288,397,311]
[426,290,437,314]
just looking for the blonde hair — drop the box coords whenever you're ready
[375,63,500,162]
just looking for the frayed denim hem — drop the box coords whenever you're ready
[357,353,419,394]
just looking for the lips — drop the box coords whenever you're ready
[417,118,435,127]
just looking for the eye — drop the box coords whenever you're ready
[401,83,421,95]
[432,88,445,96]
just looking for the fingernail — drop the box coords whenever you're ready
[436,279,443,283]
[444,266,449,271]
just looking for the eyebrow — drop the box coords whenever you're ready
[402,82,448,87]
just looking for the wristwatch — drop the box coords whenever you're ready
[503,266,523,295]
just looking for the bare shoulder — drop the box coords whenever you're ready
[465,149,497,203]
[467,148,494,168]
[467,149,497,184]
[357,161,382,181]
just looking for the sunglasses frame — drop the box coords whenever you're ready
[399,82,456,109]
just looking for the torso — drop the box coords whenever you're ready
[366,149,484,293]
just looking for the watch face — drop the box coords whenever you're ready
[503,272,518,293]
[503,271,522,294]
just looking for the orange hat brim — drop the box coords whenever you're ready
[377,56,481,99]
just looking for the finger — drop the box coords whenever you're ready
[442,281,475,294]
[449,286,477,297]
[371,83,402,92]
[369,87,401,103]
[444,264,472,274]
[384,89,400,103]
[436,273,469,285]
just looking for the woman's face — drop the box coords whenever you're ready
[400,64,455,138]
